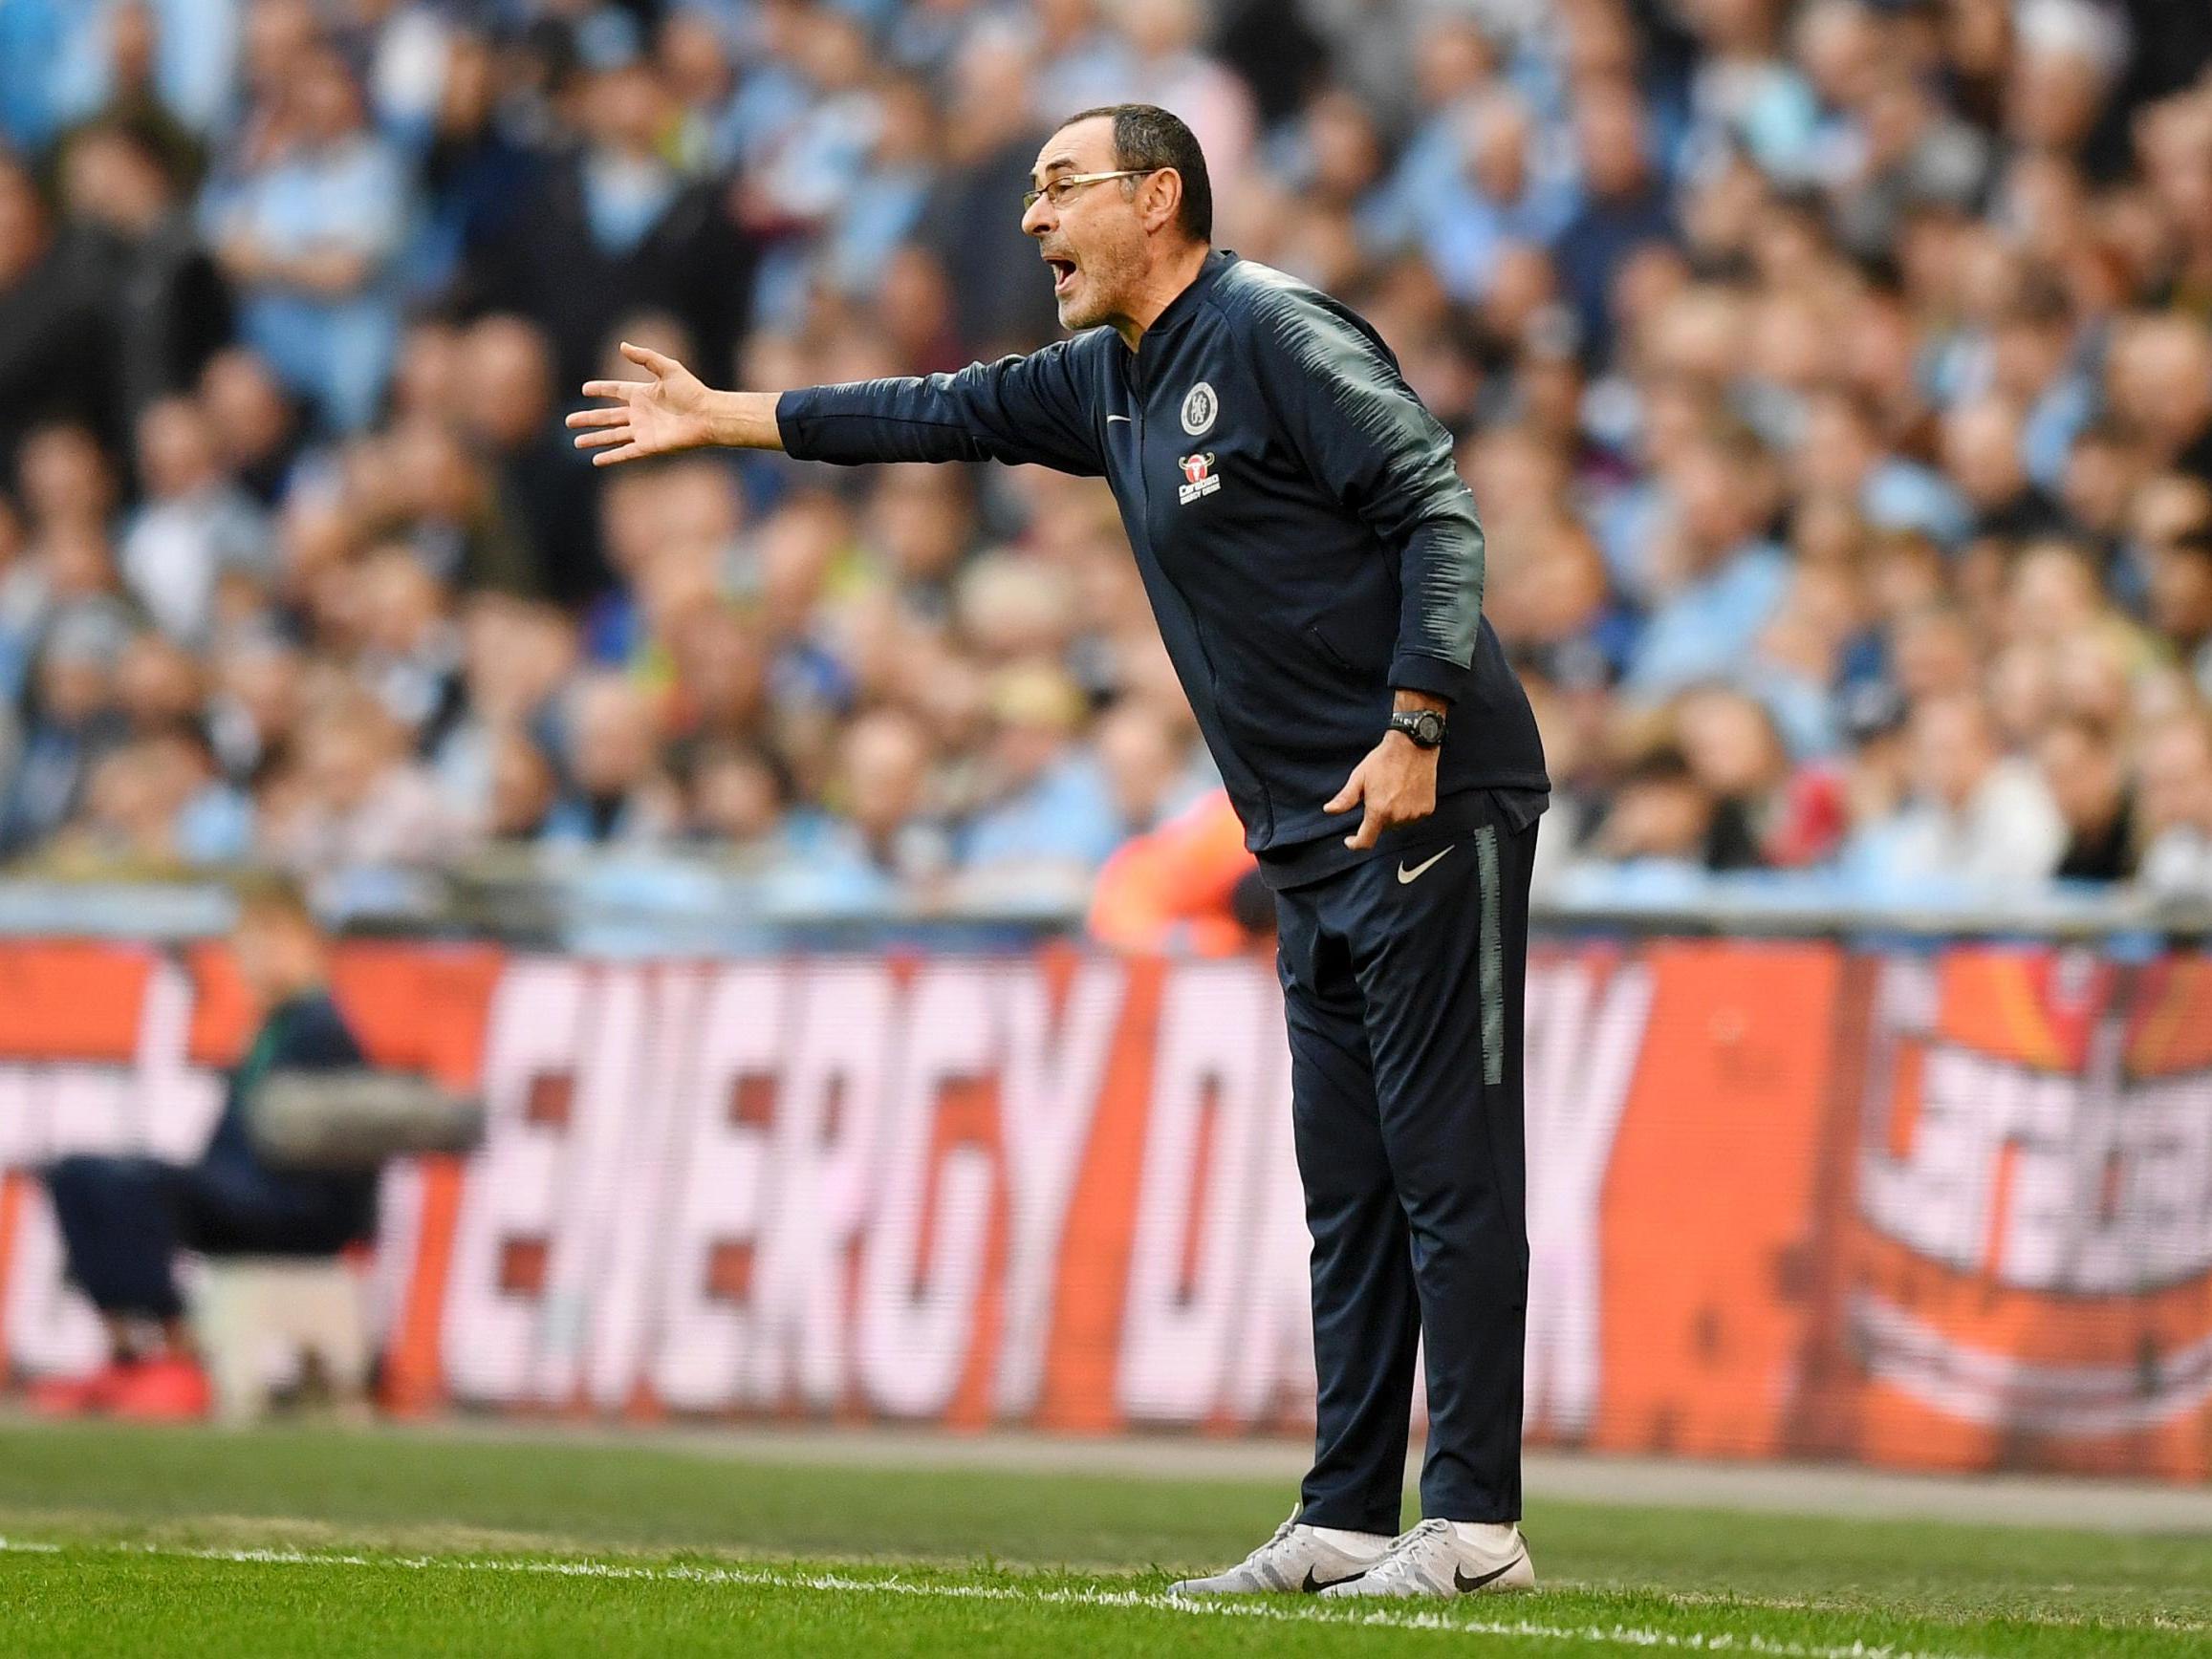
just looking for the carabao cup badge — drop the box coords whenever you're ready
[1177,452,1221,505]
[1181,381,1217,437]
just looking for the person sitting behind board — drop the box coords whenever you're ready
[30,872,377,1419]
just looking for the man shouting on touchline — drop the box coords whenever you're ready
[571,101,1547,1600]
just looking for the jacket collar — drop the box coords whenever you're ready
[1135,248,1234,363]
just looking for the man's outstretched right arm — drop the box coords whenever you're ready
[567,343,786,463]
[570,340,1105,476]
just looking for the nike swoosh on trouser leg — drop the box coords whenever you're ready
[1397,846,1453,884]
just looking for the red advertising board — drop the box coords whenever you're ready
[2,936,2208,1477]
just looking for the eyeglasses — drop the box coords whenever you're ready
[1021,168,1158,212]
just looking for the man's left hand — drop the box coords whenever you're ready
[1326,732,1440,851]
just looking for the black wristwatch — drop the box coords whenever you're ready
[1388,708,1447,749]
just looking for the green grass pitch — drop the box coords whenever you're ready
[1,1421,2208,1655]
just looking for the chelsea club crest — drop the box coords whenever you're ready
[1180,381,1218,437]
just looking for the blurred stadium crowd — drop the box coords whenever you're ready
[0,0,2210,927]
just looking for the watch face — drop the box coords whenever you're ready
[1397,710,1443,746]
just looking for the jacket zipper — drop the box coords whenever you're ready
[1131,356,1275,841]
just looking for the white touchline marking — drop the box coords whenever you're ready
[1584,1584,2212,1637]
[0,1539,1996,1658]
[6,1538,2196,1643]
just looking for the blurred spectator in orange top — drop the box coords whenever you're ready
[1088,787,1264,958]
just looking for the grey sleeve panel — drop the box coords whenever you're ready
[1241,273,1486,685]
[775,340,1106,476]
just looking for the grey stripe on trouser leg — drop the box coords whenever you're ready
[1475,824,1503,1087]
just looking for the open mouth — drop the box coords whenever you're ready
[1044,255,1077,296]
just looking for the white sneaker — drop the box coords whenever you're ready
[1318,1518,1535,1599]
[1167,1511,1393,1595]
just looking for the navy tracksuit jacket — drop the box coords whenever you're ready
[781,248,1544,1526]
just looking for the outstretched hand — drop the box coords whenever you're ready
[566,342,719,466]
